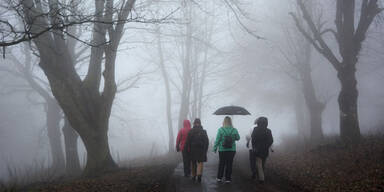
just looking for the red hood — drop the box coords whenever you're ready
[176,120,191,152]
[183,120,191,130]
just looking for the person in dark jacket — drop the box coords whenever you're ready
[184,118,209,183]
[176,120,192,177]
[250,116,273,183]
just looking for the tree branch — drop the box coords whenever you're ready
[293,0,342,71]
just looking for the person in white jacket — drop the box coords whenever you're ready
[246,126,256,179]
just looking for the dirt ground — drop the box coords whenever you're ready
[1,155,178,192]
[3,152,298,192]
[21,164,175,192]
[268,135,384,192]
[3,135,383,192]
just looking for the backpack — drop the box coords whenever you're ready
[222,128,234,149]
[191,130,206,148]
[251,127,271,154]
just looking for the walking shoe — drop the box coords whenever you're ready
[197,175,202,183]
[251,173,256,180]
[216,178,222,182]
[224,179,231,184]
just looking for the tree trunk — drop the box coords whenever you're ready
[62,117,80,175]
[46,100,65,171]
[197,47,209,119]
[165,81,174,153]
[177,2,193,129]
[196,13,212,119]
[338,65,360,143]
[80,122,117,176]
[292,0,380,144]
[191,60,199,121]
[336,0,361,143]
[294,93,307,138]
[178,80,192,130]
[308,105,324,142]
[300,46,325,143]
[156,28,174,153]
[21,0,135,177]
[303,68,325,144]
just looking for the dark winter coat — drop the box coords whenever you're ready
[184,125,209,162]
[251,126,273,159]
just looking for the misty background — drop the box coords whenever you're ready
[0,0,383,183]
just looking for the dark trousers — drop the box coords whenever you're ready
[249,150,266,174]
[217,151,236,180]
[249,150,256,174]
[182,150,191,176]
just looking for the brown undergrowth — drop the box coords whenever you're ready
[268,135,384,192]
[1,153,179,192]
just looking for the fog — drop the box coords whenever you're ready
[0,0,383,184]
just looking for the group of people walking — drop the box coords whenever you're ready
[176,119,209,183]
[175,116,273,184]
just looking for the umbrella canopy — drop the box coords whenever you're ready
[213,105,251,115]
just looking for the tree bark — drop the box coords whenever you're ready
[338,65,360,143]
[197,46,209,119]
[46,100,65,171]
[283,7,324,144]
[21,0,136,176]
[196,12,213,119]
[164,71,174,153]
[62,117,80,175]
[300,44,325,143]
[80,123,117,176]
[293,0,381,143]
[191,76,197,121]
[308,102,324,143]
[177,2,193,129]
[190,49,199,121]
[156,28,174,153]
[294,92,307,138]
[177,67,192,130]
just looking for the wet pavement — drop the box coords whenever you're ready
[170,152,283,192]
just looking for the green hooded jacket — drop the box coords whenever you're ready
[213,126,240,152]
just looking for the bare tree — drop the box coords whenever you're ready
[155,25,174,153]
[178,0,217,126]
[3,45,66,171]
[280,17,327,144]
[2,2,90,172]
[16,0,137,176]
[1,43,82,174]
[291,0,383,143]
[177,0,193,129]
[189,6,215,121]
[150,1,218,151]
[62,117,81,175]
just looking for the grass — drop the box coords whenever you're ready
[0,159,64,192]
[0,152,179,192]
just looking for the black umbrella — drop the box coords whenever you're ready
[213,105,251,115]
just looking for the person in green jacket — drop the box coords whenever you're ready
[213,116,240,183]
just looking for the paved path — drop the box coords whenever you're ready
[172,157,242,192]
[169,152,288,192]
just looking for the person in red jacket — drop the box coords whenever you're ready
[176,119,192,177]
